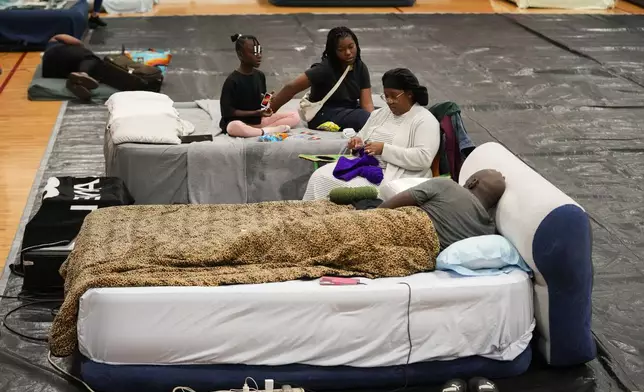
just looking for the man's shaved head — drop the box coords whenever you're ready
[463,169,506,209]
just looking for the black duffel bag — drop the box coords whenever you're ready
[100,47,164,92]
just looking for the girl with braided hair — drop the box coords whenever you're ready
[269,26,375,132]
[220,34,300,137]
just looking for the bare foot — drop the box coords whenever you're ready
[262,125,291,134]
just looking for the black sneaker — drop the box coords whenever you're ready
[66,79,92,101]
[441,379,467,392]
[68,72,99,90]
[89,15,107,28]
[468,377,499,392]
[66,72,99,101]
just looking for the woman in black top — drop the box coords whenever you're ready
[270,27,375,132]
[220,34,301,137]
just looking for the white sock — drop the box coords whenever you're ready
[262,125,290,134]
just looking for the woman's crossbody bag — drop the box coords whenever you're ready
[298,64,352,123]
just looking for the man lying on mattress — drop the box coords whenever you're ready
[379,169,506,251]
[49,170,506,357]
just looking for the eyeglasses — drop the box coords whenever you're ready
[380,91,404,104]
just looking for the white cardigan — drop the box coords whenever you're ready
[357,104,440,184]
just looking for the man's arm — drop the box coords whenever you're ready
[378,179,439,209]
[378,190,418,209]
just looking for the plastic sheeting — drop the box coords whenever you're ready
[1,13,643,392]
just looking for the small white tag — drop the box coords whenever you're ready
[70,205,98,211]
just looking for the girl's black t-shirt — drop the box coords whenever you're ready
[219,69,267,131]
[305,59,371,109]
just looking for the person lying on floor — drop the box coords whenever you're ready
[379,169,506,251]
[219,34,300,137]
[41,34,106,100]
[268,26,375,132]
[303,68,440,201]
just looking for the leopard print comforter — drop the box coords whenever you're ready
[49,200,439,357]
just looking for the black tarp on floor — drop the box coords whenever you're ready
[1,13,643,392]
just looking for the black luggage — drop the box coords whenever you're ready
[21,176,134,251]
[100,51,164,92]
[16,176,134,293]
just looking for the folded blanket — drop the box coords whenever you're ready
[49,201,439,356]
[333,149,383,184]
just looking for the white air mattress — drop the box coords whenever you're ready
[78,270,535,367]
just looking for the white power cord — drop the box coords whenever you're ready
[174,377,260,392]
[49,351,302,392]
[173,387,252,392]
[244,377,260,392]
[173,377,305,392]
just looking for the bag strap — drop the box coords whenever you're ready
[317,64,352,106]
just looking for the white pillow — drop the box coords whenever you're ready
[106,91,174,112]
[379,177,430,201]
[108,103,180,126]
[436,235,532,277]
[110,112,187,145]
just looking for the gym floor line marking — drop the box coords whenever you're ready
[0,52,27,95]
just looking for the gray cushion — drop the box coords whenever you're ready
[28,64,119,101]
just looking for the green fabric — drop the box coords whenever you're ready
[298,154,350,163]
[28,64,119,101]
[429,101,461,121]
[329,186,379,205]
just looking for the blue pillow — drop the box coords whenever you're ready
[436,235,532,277]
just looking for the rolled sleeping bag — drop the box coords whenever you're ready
[329,186,379,205]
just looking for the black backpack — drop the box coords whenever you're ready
[21,176,134,252]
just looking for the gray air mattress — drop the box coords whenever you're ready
[104,99,349,205]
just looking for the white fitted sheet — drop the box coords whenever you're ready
[78,270,535,367]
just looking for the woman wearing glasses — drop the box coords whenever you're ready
[303,68,440,201]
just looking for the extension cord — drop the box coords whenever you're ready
[213,389,304,392]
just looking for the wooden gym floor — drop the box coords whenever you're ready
[0,0,643,270]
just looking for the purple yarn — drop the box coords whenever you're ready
[333,149,384,185]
